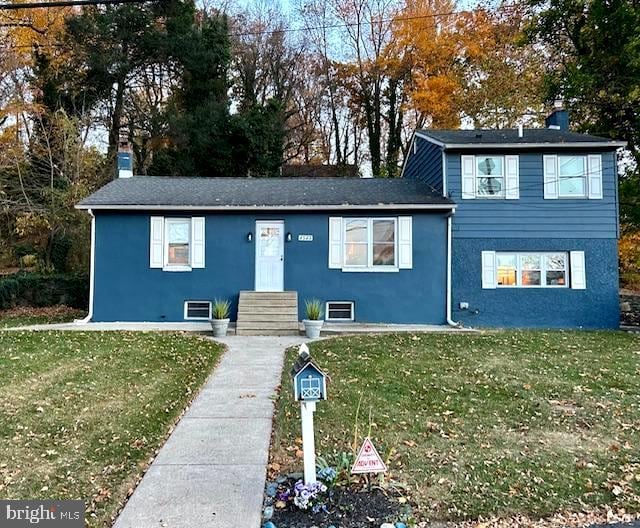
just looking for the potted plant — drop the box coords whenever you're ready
[210,298,231,337]
[303,298,324,339]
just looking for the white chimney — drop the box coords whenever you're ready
[518,123,524,138]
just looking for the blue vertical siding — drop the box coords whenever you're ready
[446,150,619,238]
[451,238,620,328]
[92,210,448,324]
[402,137,444,193]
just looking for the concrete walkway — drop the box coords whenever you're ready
[114,336,305,528]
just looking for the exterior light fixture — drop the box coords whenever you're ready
[247,232,253,242]
[286,232,293,242]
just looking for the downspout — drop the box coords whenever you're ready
[446,213,460,327]
[76,208,95,324]
[443,146,459,327]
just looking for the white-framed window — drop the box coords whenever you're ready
[461,155,519,200]
[543,154,602,200]
[325,301,355,321]
[558,155,587,198]
[329,216,412,271]
[476,155,505,198]
[150,216,205,271]
[496,252,568,288]
[184,300,212,320]
[343,217,397,270]
[165,218,191,270]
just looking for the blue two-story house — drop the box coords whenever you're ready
[403,109,625,328]
[77,108,624,330]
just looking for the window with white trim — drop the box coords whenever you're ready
[558,155,587,198]
[344,218,397,269]
[166,218,191,268]
[326,301,354,321]
[150,216,205,271]
[184,300,212,320]
[496,252,568,288]
[476,155,505,198]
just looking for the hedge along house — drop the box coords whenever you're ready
[78,107,624,330]
[402,106,625,328]
[76,175,456,332]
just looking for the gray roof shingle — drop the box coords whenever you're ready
[418,128,626,148]
[77,176,454,210]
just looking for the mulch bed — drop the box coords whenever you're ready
[268,480,407,528]
[621,291,640,327]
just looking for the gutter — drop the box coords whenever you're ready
[75,209,95,324]
[446,213,460,328]
[75,203,457,212]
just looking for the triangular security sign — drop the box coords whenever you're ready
[351,437,388,474]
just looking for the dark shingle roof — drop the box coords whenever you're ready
[77,176,454,210]
[418,128,626,148]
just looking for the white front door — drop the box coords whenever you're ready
[255,221,284,291]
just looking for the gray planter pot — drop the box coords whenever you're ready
[303,319,324,339]
[210,318,230,337]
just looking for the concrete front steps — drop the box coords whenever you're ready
[236,291,299,336]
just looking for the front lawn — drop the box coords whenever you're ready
[0,330,223,527]
[271,332,640,521]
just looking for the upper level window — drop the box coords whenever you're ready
[344,218,396,269]
[496,252,568,288]
[476,156,504,198]
[558,156,587,197]
[461,154,518,200]
[165,218,191,268]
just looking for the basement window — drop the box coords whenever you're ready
[184,301,212,320]
[325,301,354,322]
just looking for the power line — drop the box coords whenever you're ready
[0,0,149,10]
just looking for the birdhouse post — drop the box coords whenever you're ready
[291,343,328,485]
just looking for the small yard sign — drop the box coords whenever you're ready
[351,437,387,474]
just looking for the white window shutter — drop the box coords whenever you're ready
[328,217,343,269]
[461,155,476,199]
[505,155,519,199]
[543,155,559,199]
[150,216,164,268]
[587,154,603,199]
[191,217,205,268]
[570,251,587,289]
[481,251,497,289]
[398,216,413,269]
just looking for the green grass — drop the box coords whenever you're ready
[0,330,223,527]
[0,306,85,328]
[272,331,640,521]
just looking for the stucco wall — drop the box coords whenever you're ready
[92,210,449,323]
[452,238,620,328]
